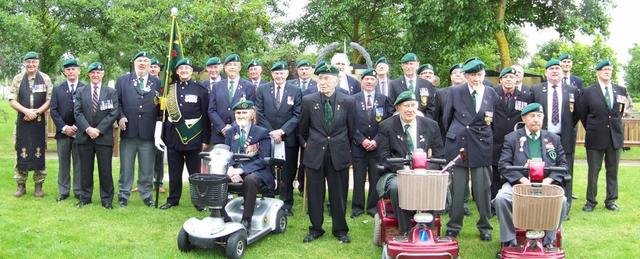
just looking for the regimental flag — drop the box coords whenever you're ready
[160,9,184,113]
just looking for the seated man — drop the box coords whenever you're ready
[494,103,568,248]
[376,90,444,234]
[225,99,274,231]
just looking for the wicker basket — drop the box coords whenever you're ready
[512,184,564,230]
[397,169,449,211]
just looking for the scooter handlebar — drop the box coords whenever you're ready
[504,165,568,172]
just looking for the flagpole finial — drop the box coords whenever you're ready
[171,7,178,16]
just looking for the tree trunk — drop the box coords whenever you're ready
[494,0,511,68]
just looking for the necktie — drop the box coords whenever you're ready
[408,79,414,92]
[404,124,414,151]
[70,83,76,102]
[301,80,307,91]
[254,81,259,86]
[92,85,99,112]
[552,85,559,125]
[367,94,373,119]
[324,99,333,130]
[238,128,246,153]
[530,132,537,140]
[137,77,144,91]
[380,80,386,96]
[505,93,513,111]
[209,81,214,93]
[275,85,282,109]
[604,86,612,109]
[471,90,478,111]
[564,77,569,86]
[228,80,235,102]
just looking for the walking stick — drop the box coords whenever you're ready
[154,151,164,208]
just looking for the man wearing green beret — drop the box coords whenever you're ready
[374,56,391,97]
[559,53,583,90]
[9,51,54,198]
[331,53,361,95]
[50,58,86,201]
[417,63,435,84]
[255,61,302,216]
[247,59,267,87]
[376,90,444,235]
[74,62,119,209]
[289,59,317,96]
[299,64,355,243]
[490,67,533,200]
[530,59,580,209]
[201,57,224,94]
[208,53,257,145]
[389,53,437,118]
[149,58,163,78]
[495,102,568,249]
[350,68,392,218]
[155,58,211,210]
[442,58,498,240]
[579,60,625,212]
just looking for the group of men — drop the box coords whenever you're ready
[9,50,626,247]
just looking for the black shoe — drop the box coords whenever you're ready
[160,203,178,210]
[143,198,154,207]
[367,210,376,217]
[480,233,492,241]
[75,200,91,208]
[605,203,619,211]
[56,194,69,202]
[118,199,128,208]
[194,205,205,212]
[303,232,324,243]
[464,207,472,216]
[571,194,578,200]
[501,240,517,248]
[283,208,293,217]
[582,204,595,212]
[103,203,113,210]
[241,219,251,232]
[350,210,364,218]
[337,234,351,243]
[445,230,458,238]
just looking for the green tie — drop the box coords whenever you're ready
[471,90,478,110]
[604,86,612,109]
[324,99,333,130]
[408,79,414,92]
[530,132,537,140]
[238,128,246,153]
[137,77,144,91]
[404,124,414,151]
[228,80,235,102]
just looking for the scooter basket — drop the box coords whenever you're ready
[512,184,564,230]
[397,169,449,211]
[189,173,228,208]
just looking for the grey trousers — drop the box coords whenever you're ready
[586,147,621,206]
[118,138,155,201]
[56,137,82,197]
[446,166,493,234]
[494,182,567,245]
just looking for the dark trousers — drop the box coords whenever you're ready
[586,147,620,206]
[564,152,575,205]
[491,165,504,200]
[297,146,306,192]
[240,173,263,220]
[78,142,114,205]
[352,153,379,215]
[166,148,200,205]
[154,149,164,187]
[280,146,300,210]
[307,153,349,237]
[446,166,492,235]
[386,175,414,233]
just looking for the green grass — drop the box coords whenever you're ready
[1,102,640,258]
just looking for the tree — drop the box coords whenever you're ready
[624,44,640,97]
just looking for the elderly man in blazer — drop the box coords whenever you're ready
[442,59,498,241]
[389,53,437,118]
[579,60,626,212]
[331,53,361,95]
[200,57,224,94]
[299,64,355,244]
[74,62,119,209]
[256,61,302,216]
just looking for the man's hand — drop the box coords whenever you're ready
[202,143,209,151]
[118,117,128,130]
[542,177,554,185]
[361,139,371,149]
[86,127,100,139]
[63,125,78,137]
[519,177,531,185]
[270,129,284,144]
[221,124,232,136]
[227,167,244,183]
[23,109,38,121]
[365,139,377,151]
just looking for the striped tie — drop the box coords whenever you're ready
[92,85,99,112]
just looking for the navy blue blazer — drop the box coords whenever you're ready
[288,78,318,96]
[579,83,626,150]
[442,84,499,168]
[337,75,361,95]
[225,124,274,191]
[351,91,392,158]
[73,84,119,146]
[208,78,257,144]
[50,80,85,139]
[255,81,302,148]
[160,80,211,151]
[498,128,567,185]
[389,77,437,118]
[530,83,580,154]
[115,73,161,141]
[491,86,533,166]
[200,78,224,94]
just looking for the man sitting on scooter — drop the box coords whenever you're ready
[225,99,274,231]
[376,90,445,235]
[494,103,568,248]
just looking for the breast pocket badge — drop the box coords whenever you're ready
[484,111,493,125]
[99,99,113,111]
[32,84,46,93]
[514,100,527,111]
[420,88,429,106]
[184,94,198,103]
[569,93,575,112]
[287,96,294,106]
[375,107,383,122]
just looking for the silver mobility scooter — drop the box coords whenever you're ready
[177,144,287,258]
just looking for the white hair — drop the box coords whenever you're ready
[331,53,350,65]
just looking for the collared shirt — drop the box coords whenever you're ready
[404,75,418,91]
[598,80,614,106]
[468,84,485,112]
[377,76,389,96]
[92,83,102,100]
[339,75,349,93]
[227,76,240,95]
[67,80,78,93]
[400,118,418,152]
[363,89,375,109]
[274,83,284,103]
[299,79,309,89]
[136,74,149,90]
[546,82,563,134]
[524,127,540,140]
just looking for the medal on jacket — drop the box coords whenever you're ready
[484,111,493,126]
[519,136,526,152]
[420,88,429,106]
[569,93,575,113]
[544,138,557,160]
[375,107,383,122]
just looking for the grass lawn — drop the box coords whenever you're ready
[1,102,640,258]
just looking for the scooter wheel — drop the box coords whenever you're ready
[177,228,192,252]
[226,230,247,259]
[373,213,382,246]
[274,209,288,233]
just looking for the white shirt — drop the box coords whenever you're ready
[274,84,284,104]
[377,77,389,96]
[467,84,485,112]
[136,74,149,91]
[67,80,78,93]
[91,84,102,101]
[339,75,349,93]
[401,119,418,151]
[598,80,614,108]
[546,82,563,134]
[524,127,540,140]
[363,90,375,109]
[227,76,239,95]
[404,75,418,91]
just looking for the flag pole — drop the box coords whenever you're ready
[161,7,178,123]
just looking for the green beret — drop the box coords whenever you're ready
[521,103,544,116]
[224,53,240,64]
[314,64,339,76]
[594,59,612,70]
[296,59,312,68]
[206,57,221,66]
[449,63,464,74]
[545,59,560,69]
[360,68,376,79]
[150,58,159,65]
[558,53,572,61]
[23,51,38,61]
[375,56,389,66]
[463,59,485,73]
[175,58,193,68]
[464,57,480,65]
[232,100,254,110]
[316,60,327,69]
[499,67,516,78]
[417,64,434,74]
[271,61,288,71]
[247,59,261,69]
[394,90,417,106]
[133,51,149,60]
[62,59,79,68]
[87,62,104,73]
[400,53,418,63]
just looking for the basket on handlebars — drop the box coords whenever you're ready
[512,184,564,230]
[397,169,449,211]
[189,173,228,208]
